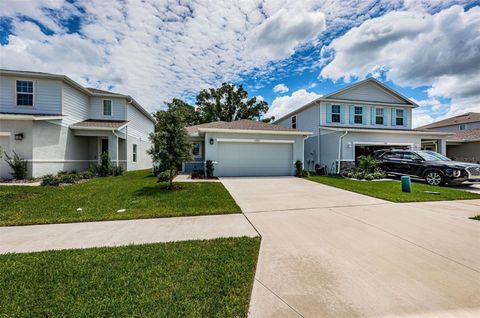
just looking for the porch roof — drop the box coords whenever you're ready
[70,119,128,130]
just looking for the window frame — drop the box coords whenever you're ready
[103,99,113,116]
[396,109,404,126]
[291,115,297,129]
[331,105,341,123]
[192,142,201,157]
[375,108,384,125]
[15,80,34,107]
[459,124,466,131]
[132,144,138,162]
[354,106,363,124]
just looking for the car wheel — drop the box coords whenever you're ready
[425,170,445,186]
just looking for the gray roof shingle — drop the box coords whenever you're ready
[417,112,480,129]
[186,119,300,135]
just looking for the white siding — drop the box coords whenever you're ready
[89,97,127,121]
[127,104,153,140]
[0,75,61,114]
[62,83,89,125]
[277,105,320,136]
[126,104,154,170]
[328,81,407,104]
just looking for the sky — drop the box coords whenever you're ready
[0,0,479,127]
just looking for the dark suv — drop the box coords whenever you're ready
[374,149,480,186]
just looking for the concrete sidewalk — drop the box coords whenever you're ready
[0,214,258,254]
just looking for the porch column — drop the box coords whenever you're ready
[108,133,119,166]
[438,138,447,155]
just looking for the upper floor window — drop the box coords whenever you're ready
[376,108,384,125]
[396,109,404,126]
[331,105,341,123]
[291,115,297,129]
[192,142,201,156]
[459,124,466,130]
[103,100,112,116]
[16,80,34,106]
[132,144,137,162]
[354,106,363,124]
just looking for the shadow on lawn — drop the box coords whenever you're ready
[133,185,181,197]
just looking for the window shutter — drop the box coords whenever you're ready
[404,109,409,128]
[349,106,354,125]
[371,107,376,125]
[362,106,367,125]
[392,108,396,126]
[326,104,332,124]
[384,108,390,126]
[340,105,345,124]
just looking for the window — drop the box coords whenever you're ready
[291,115,297,129]
[331,105,341,123]
[383,152,403,160]
[16,80,34,106]
[459,124,466,130]
[192,143,201,156]
[103,100,112,116]
[375,108,384,125]
[402,152,422,161]
[354,106,363,124]
[132,144,137,162]
[396,109,404,126]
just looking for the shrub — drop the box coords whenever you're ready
[206,160,214,178]
[80,170,95,179]
[41,174,61,186]
[295,160,303,177]
[302,170,310,178]
[158,169,177,182]
[191,169,205,179]
[110,165,124,176]
[3,151,28,180]
[357,155,381,173]
[97,152,112,177]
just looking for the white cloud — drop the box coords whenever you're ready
[273,83,289,94]
[266,89,322,120]
[320,5,480,117]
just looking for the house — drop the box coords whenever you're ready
[0,69,155,179]
[183,120,311,177]
[274,78,450,173]
[417,113,480,163]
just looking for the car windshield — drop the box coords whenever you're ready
[416,151,451,161]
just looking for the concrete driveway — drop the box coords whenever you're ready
[221,177,480,318]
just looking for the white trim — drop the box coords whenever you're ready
[103,99,113,117]
[198,128,311,136]
[0,114,64,121]
[216,138,295,144]
[15,79,35,107]
[320,126,453,136]
[70,124,128,131]
[0,132,11,137]
[353,141,414,147]
[26,159,128,163]
[132,143,138,162]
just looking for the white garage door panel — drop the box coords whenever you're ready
[216,142,293,177]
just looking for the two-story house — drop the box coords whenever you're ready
[0,69,155,179]
[418,112,480,163]
[275,78,450,173]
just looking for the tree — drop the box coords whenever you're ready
[152,98,200,127]
[196,83,271,123]
[148,106,192,189]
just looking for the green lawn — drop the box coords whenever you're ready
[308,176,480,202]
[0,237,260,317]
[0,170,240,226]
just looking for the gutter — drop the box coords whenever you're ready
[337,130,348,174]
[111,129,120,167]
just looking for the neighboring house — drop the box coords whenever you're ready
[184,120,311,177]
[0,69,155,179]
[274,78,450,173]
[418,113,480,163]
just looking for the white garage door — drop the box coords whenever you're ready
[216,141,293,177]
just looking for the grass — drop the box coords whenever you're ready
[0,237,260,317]
[0,170,241,226]
[308,175,480,202]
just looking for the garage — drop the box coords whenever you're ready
[216,141,293,177]
[355,144,410,162]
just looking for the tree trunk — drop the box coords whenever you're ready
[169,168,173,188]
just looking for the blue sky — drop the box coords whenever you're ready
[1,0,479,127]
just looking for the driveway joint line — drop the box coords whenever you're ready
[243,202,391,214]
[330,208,480,274]
[254,278,305,318]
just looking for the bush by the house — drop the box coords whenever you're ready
[206,160,214,178]
[158,169,178,182]
[41,174,62,186]
[97,152,112,177]
[191,169,205,179]
[295,160,303,177]
[3,151,28,180]
[343,155,386,180]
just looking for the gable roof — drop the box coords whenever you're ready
[0,69,154,123]
[273,78,417,124]
[70,119,128,130]
[417,112,480,130]
[187,119,309,136]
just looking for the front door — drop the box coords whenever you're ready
[98,138,108,163]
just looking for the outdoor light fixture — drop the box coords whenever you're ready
[14,133,23,141]
[209,138,214,145]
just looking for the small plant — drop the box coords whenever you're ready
[158,169,177,182]
[191,169,205,179]
[97,152,112,177]
[295,160,303,177]
[4,151,28,180]
[357,155,381,173]
[302,170,310,178]
[110,165,124,176]
[41,174,61,186]
[206,160,214,178]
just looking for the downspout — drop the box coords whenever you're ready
[112,129,120,168]
[337,130,348,174]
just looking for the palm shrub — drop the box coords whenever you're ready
[206,160,214,178]
[357,155,381,173]
[295,160,303,177]
[4,151,28,180]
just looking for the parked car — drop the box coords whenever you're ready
[374,149,480,186]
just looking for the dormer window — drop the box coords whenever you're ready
[396,109,404,126]
[291,115,297,129]
[103,100,112,116]
[16,80,34,106]
[354,107,363,124]
[331,105,341,123]
[459,124,466,130]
